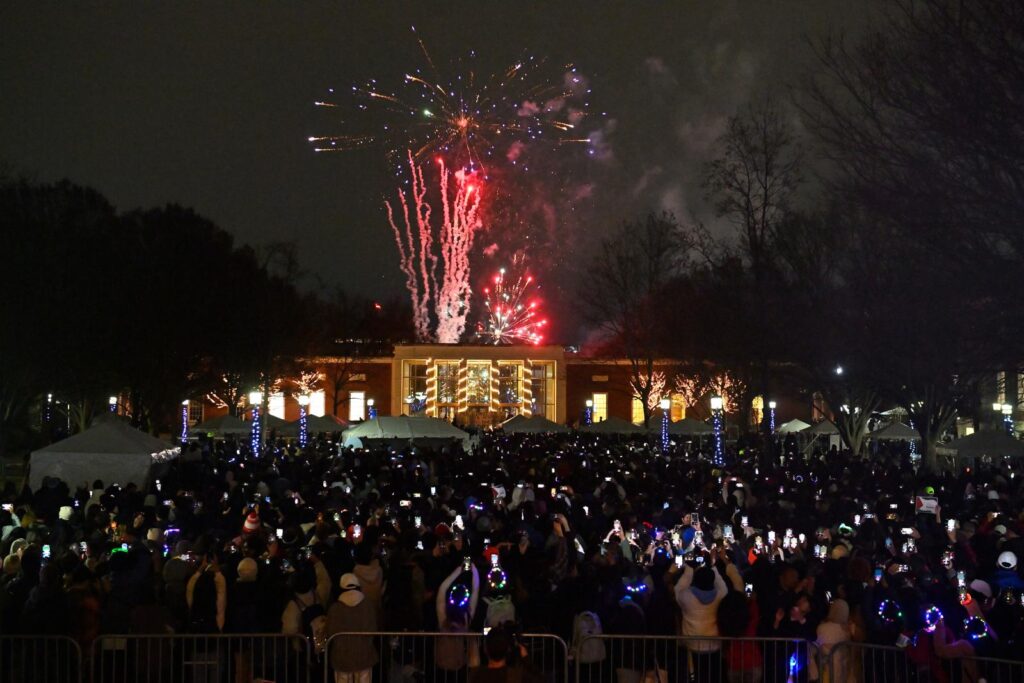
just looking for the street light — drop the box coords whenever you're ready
[585,399,594,426]
[108,396,117,413]
[768,400,777,434]
[1003,403,1014,437]
[248,391,263,454]
[710,396,725,465]
[297,394,310,448]
[834,366,844,376]
[367,398,377,420]
[180,399,190,445]
[659,397,671,453]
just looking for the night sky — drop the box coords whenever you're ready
[0,2,867,326]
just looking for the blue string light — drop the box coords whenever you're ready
[661,408,670,453]
[250,405,261,454]
[712,409,725,465]
[298,404,308,448]
[180,402,189,445]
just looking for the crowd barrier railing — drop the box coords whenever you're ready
[827,640,1024,683]
[0,635,83,683]
[574,634,820,683]
[323,631,569,683]
[90,633,311,683]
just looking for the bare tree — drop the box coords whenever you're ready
[581,213,689,427]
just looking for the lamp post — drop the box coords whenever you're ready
[248,391,263,454]
[367,398,377,420]
[768,400,777,434]
[180,400,190,445]
[660,397,671,453]
[297,394,310,448]
[1003,403,1014,437]
[585,399,593,426]
[710,395,725,466]
[108,396,117,413]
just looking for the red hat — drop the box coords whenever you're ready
[242,512,261,535]
[434,522,452,538]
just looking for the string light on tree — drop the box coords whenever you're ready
[249,391,263,455]
[367,398,377,420]
[660,397,671,453]
[768,400,777,434]
[585,399,593,426]
[297,394,310,448]
[180,400,190,445]
[710,395,725,466]
[108,396,117,413]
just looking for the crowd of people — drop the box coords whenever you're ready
[2,425,1024,682]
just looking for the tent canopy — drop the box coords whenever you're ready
[343,415,469,448]
[643,417,713,436]
[30,421,178,490]
[580,416,648,435]
[806,420,840,435]
[190,414,250,437]
[280,413,348,437]
[937,431,1024,460]
[504,415,570,434]
[871,422,919,441]
[777,419,811,434]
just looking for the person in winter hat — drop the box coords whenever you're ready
[995,552,1024,590]
[326,573,378,683]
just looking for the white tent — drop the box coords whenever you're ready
[343,415,469,448]
[280,414,348,437]
[937,431,1024,460]
[806,420,840,435]
[870,422,919,441]
[504,415,570,434]
[190,414,250,438]
[30,421,178,490]
[644,416,714,436]
[580,416,648,435]
[777,419,811,434]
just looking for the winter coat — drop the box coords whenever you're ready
[326,592,379,672]
[674,564,741,652]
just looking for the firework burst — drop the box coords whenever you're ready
[311,29,592,170]
[478,264,546,345]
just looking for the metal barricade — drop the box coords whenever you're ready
[0,635,82,683]
[323,631,569,683]
[828,640,1024,683]
[91,633,311,683]
[574,635,819,683]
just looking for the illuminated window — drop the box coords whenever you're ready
[467,362,490,405]
[188,403,203,425]
[436,361,459,419]
[349,391,365,421]
[531,362,556,420]
[402,361,429,415]
[592,393,608,423]
[631,396,644,425]
[497,362,523,418]
[671,393,686,421]
[310,390,326,417]
[269,393,286,419]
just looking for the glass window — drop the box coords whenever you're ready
[310,390,326,417]
[467,362,490,405]
[188,403,203,425]
[670,393,686,421]
[631,396,644,425]
[349,391,366,421]
[530,362,556,420]
[402,361,429,415]
[592,393,608,423]
[437,362,459,404]
[497,362,522,418]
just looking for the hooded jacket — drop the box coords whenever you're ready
[326,588,379,672]
[674,563,742,652]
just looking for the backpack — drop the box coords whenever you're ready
[294,596,328,655]
[572,611,606,664]
[484,595,516,629]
